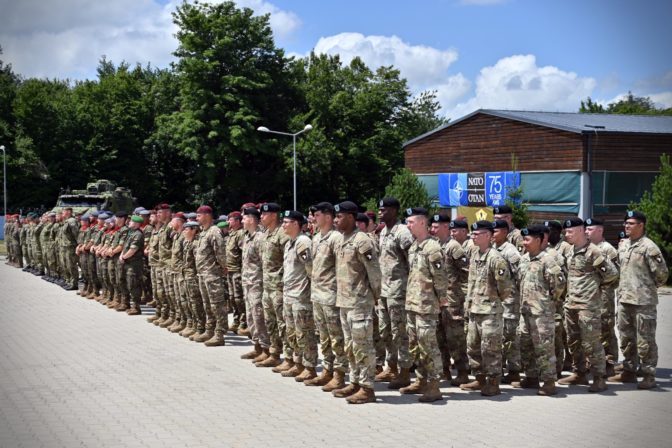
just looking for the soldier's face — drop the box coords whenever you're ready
[406,215,427,238]
[228,217,241,230]
[623,219,644,238]
[523,235,542,254]
[335,213,353,232]
[585,225,603,242]
[356,221,367,232]
[260,212,277,228]
[471,230,491,246]
[493,228,508,245]
[378,206,396,222]
[451,228,467,242]
[282,218,299,237]
[564,226,584,245]
[115,217,124,227]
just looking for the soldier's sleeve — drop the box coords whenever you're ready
[645,243,669,287]
[131,231,144,251]
[428,244,450,295]
[592,248,618,285]
[544,257,566,302]
[296,237,313,276]
[357,235,382,302]
[493,257,513,301]
[212,230,227,269]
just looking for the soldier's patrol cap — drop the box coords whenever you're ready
[243,207,260,218]
[432,214,450,223]
[98,213,110,220]
[334,201,358,214]
[283,210,305,224]
[544,220,563,231]
[379,197,400,209]
[624,210,646,223]
[131,215,144,224]
[449,219,468,229]
[115,211,128,218]
[81,214,90,221]
[563,217,584,229]
[493,205,513,215]
[406,207,428,217]
[313,202,335,214]
[216,214,228,222]
[355,213,370,224]
[585,217,604,226]
[493,219,509,230]
[184,221,199,229]
[105,218,114,224]
[139,210,151,216]
[521,225,545,237]
[90,210,99,217]
[261,202,281,213]
[472,220,494,231]
[133,207,145,214]
[196,205,213,214]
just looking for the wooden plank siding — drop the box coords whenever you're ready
[588,133,672,171]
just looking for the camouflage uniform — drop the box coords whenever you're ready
[121,227,144,310]
[547,240,572,373]
[242,228,269,348]
[157,224,175,320]
[110,224,130,302]
[148,224,163,318]
[564,243,618,377]
[377,222,413,369]
[141,223,154,303]
[59,216,80,288]
[518,251,566,382]
[336,229,381,388]
[594,240,620,368]
[39,221,54,277]
[194,225,228,335]
[226,227,246,330]
[495,241,522,374]
[283,233,318,367]
[616,236,669,377]
[507,227,524,253]
[261,225,290,356]
[32,221,45,274]
[183,235,206,333]
[406,237,449,382]
[20,223,29,268]
[311,229,348,373]
[171,231,191,326]
[466,247,513,378]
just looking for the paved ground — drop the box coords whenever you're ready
[0,261,671,448]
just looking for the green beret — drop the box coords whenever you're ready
[131,215,144,224]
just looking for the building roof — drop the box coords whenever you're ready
[404,109,672,147]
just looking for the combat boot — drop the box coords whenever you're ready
[180,321,196,338]
[281,363,304,378]
[444,368,452,383]
[107,295,119,309]
[229,322,239,335]
[638,375,657,390]
[147,314,160,323]
[558,372,589,386]
[170,320,186,333]
[305,369,333,387]
[295,367,317,382]
[605,362,616,378]
[190,330,205,341]
[126,305,141,316]
[194,329,214,343]
[253,348,270,364]
[159,316,175,328]
[272,359,295,373]
[374,362,398,382]
[116,302,129,312]
[204,330,226,347]
[147,299,157,307]
[237,327,251,337]
[608,370,637,383]
[501,371,521,385]
[516,376,540,389]
[450,369,470,387]
[346,386,376,404]
[256,353,281,368]
[480,376,501,396]
[537,380,557,396]
[332,383,360,398]
[419,379,443,403]
[388,367,411,390]
[241,344,262,360]
[400,378,427,395]
[322,370,346,392]
[460,374,486,391]
[588,376,608,393]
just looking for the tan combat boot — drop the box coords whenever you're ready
[346,386,376,404]
[450,369,470,387]
[204,330,226,347]
[322,370,346,392]
[256,353,281,368]
[419,379,443,403]
[253,348,270,364]
[194,329,214,343]
[237,327,251,337]
[400,378,427,395]
[180,321,196,338]
[305,369,333,387]
[460,374,486,391]
[374,362,398,382]
[159,316,175,328]
[147,313,160,323]
[517,376,540,389]
[332,383,360,398]
[538,380,557,396]
[295,367,317,382]
[170,320,186,334]
[608,370,637,383]
[241,344,262,360]
[638,375,657,390]
[281,363,304,378]
[126,305,141,316]
[189,329,205,341]
[557,372,589,386]
[388,367,411,390]
[589,375,608,393]
[272,359,295,373]
[481,376,501,396]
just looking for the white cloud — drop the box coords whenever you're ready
[446,54,596,118]
[0,0,300,80]
[649,91,672,108]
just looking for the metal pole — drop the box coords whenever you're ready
[292,134,297,210]
[1,146,6,219]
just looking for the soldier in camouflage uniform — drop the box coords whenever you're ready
[609,211,669,389]
[182,221,206,339]
[31,214,45,276]
[225,211,247,335]
[194,205,228,346]
[492,219,522,384]
[96,215,115,303]
[516,225,566,396]
[12,216,23,268]
[107,212,130,310]
[375,197,413,390]
[155,205,177,327]
[558,218,618,393]
[257,203,290,368]
[278,210,318,382]
[430,214,470,386]
[399,208,449,402]
[147,206,167,324]
[75,215,91,295]
[493,205,524,253]
[585,217,620,376]
[20,216,30,271]
[169,214,190,333]
[304,202,348,391]
[86,213,104,299]
[461,220,513,397]
[59,208,80,290]
[119,215,145,315]
[331,201,381,404]
[139,210,154,305]
[50,214,63,282]
[40,214,56,279]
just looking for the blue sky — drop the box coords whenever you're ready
[2,0,671,118]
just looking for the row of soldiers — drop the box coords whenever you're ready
[4,201,669,403]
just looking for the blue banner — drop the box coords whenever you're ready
[438,171,519,207]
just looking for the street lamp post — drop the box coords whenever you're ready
[257,124,313,210]
[0,145,6,220]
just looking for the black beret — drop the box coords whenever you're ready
[432,214,451,223]
[585,217,604,226]
[493,205,513,215]
[624,210,646,223]
[243,207,260,218]
[379,197,400,209]
[261,202,281,213]
[406,207,428,217]
[544,220,563,231]
[563,217,584,229]
[355,213,370,223]
[115,211,128,218]
[283,210,305,223]
[493,219,509,230]
[521,225,546,237]
[450,219,468,229]
[313,202,335,214]
[471,220,494,231]
[335,201,358,214]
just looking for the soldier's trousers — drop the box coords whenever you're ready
[618,303,657,376]
[373,311,385,368]
[554,308,567,373]
[284,300,318,367]
[341,306,376,388]
[175,272,193,324]
[198,270,228,333]
[124,262,143,309]
[99,258,109,294]
[115,257,128,302]
[600,287,618,365]
[437,305,469,372]
[160,268,176,319]
[142,259,152,303]
[502,316,522,373]
[564,307,606,376]
[407,311,442,382]
[313,301,348,373]
[185,273,205,332]
[108,257,118,298]
[64,246,79,287]
[467,313,503,377]
[244,283,269,349]
[79,253,87,287]
[227,271,246,328]
[519,312,556,382]
[262,288,285,356]
[150,266,164,317]
[377,297,411,369]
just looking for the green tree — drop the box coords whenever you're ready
[383,168,432,212]
[579,97,605,113]
[580,92,672,115]
[0,48,19,211]
[505,154,529,228]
